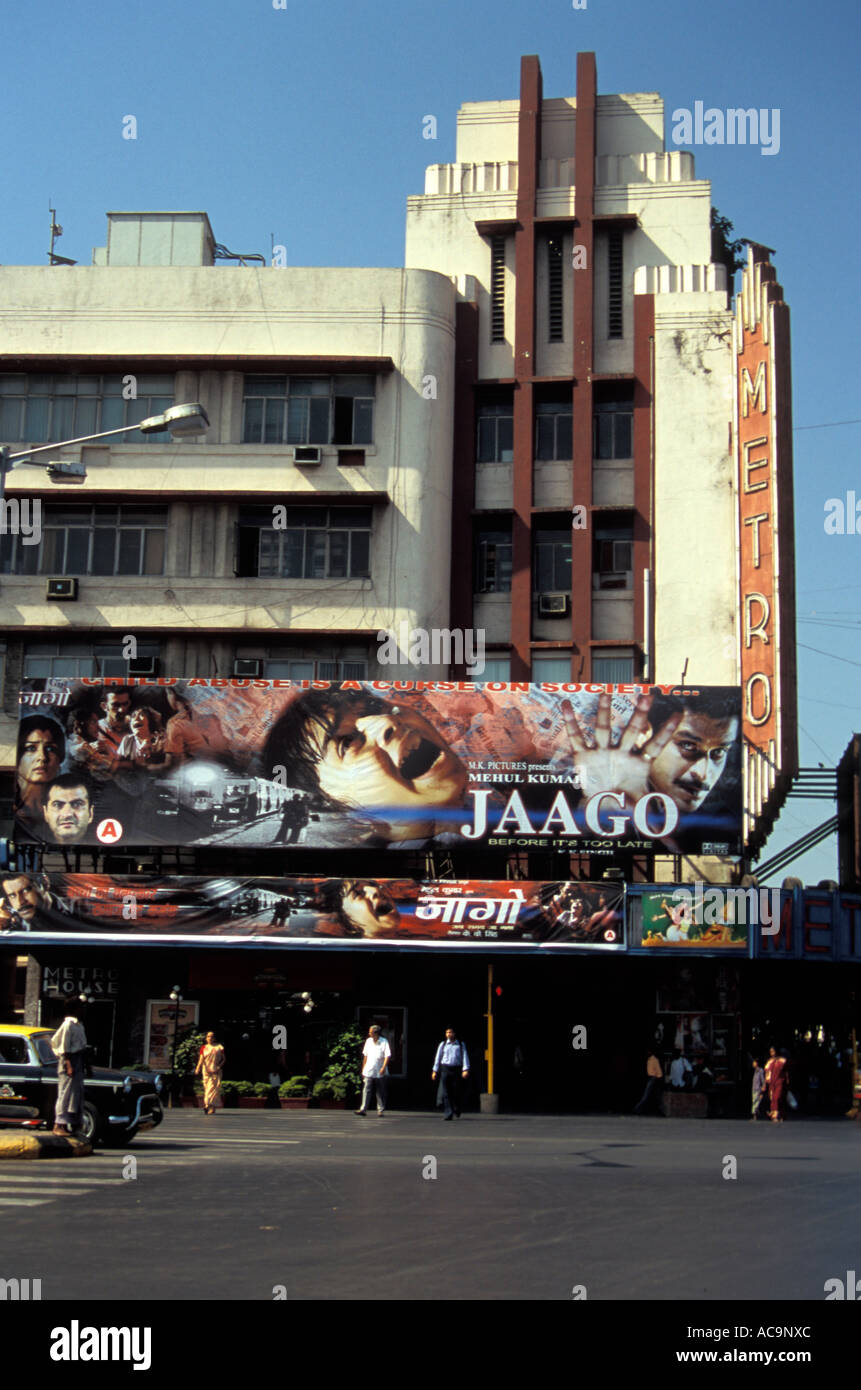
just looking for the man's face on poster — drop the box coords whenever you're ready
[18,728,62,786]
[341,881,401,936]
[102,692,131,730]
[1,875,50,921]
[44,785,94,843]
[647,714,738,812]
[307,701,468,830]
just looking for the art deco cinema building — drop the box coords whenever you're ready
[0,52,808,1109]
[406,52,796,868]
[0,52,795,877]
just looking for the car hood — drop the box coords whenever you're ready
[89,1067,157,1088]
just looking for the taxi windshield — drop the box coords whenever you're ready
[33,1035,56,1065]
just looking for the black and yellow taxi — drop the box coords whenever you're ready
[0,1024,164,1145]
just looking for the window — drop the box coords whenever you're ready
[592,651,636,683]
[607,230,624,338]
[474,522,512,593]
[0,505,167,577]
[490,235,506,343]
[0,1037,28,1064]
[479,656,511,682]
[531,654,571,682]
[23,641,161,680]
[236,654,369,681]
[593,517,633,590]
[535,396,572,461]
[236,506,372,580]
[593,385,633,460]
[547,236,564,342]
[0,374,174,444]
[242,376,375,446]
[534,524,572,592]
[476,393,514,463]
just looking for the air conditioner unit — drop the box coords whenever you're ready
[233,658,262,678]
[538,593,570,617]
[293,445,322,465]
[129,656,159,676]
[46,578,78,601]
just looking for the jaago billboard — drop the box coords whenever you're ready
[15,678,742,855]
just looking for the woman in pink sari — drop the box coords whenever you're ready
[765,1046,788,1123]
[195,1031,225,1114]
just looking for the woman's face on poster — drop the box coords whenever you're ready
[307,701,468,826]
[18,728,62,785]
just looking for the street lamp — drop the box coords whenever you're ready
[0,402,210,503]
[169,986,184,1109]
[77,986,95,1069]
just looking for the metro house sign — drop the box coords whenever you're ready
[42,965,120,997]
[734,245,798,849]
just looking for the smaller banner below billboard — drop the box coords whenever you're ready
[13,678,742,855]
[640,888,752,949]
[0,874,624,950]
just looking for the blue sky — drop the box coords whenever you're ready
[3,0,860,882]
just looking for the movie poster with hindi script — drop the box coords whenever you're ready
[0,873,625,950]
[14,678,742,855]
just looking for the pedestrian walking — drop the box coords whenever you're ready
[355,1024,391,1115]
[765,1045,788,1123]
[633,1050,664,1115]
[432,1027,469,1120]
[195,1031,225,1114]
[751,1056,766,1120]
[50,1011,89,1136]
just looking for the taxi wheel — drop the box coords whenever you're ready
[77,1102,101,1145]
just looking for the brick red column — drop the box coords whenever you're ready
[571,52,596,677]
[511,55,542,680]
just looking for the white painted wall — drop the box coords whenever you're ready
[646,288,738,686]
[0,256,459,764]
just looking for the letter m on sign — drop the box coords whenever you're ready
[741,361,767,417]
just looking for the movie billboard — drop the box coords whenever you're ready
[640,888,751,949]
[0,873,624,950]
[14,678,742,854]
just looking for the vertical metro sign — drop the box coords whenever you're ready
[734,246,798,850]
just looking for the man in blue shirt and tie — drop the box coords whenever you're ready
[432,1028,470,1120]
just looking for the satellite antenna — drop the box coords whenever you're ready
[48,206,76,265]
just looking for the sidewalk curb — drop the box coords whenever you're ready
[0,1131,93,1160]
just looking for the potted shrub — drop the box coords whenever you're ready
[312,1067,350,1109]
[311,1024,364,1109]
[237,1081,266,1109]
[279,1076,312,1110]
[220,1080,241,1109]
[183,1079,205,1109]
[167,1027,206,1107]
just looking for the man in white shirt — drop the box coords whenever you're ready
[669,1051,693,1090]
[50,1013,89,1136]
[355,1024,391,1116]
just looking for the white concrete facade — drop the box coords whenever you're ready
[0,227,457,768]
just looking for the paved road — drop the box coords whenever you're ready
[2,1110,859,1300]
